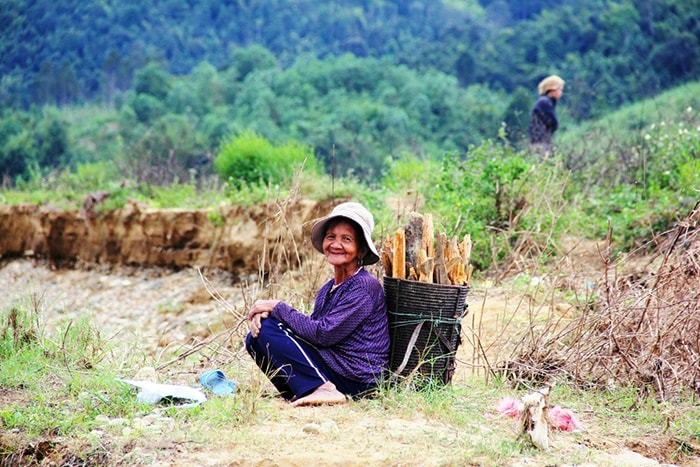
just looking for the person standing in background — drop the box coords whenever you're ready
[529,75,565,157]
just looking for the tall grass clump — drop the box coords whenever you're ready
[569,105,700,251]
[0,297,138,440]
[558,81,700,188]
[424,142,575,276]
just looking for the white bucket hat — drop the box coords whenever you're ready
[538,75,565,95]
[310,202,380,265]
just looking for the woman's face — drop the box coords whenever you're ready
[322,220,362,268]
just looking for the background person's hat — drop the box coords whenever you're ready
[310,202,380,265]
[538,75,565,95]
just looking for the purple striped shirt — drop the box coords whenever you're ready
[270,268,390,383]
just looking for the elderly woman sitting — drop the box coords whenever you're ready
[245,202,390,407]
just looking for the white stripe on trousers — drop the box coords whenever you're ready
[277,321,327,382]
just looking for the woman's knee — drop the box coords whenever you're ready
[244,331,256,354]
[247,317,281,350]
[257,316,283,338]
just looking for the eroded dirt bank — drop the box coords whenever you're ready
[0,199,331,276]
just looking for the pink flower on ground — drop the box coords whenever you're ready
[548,405,583,432]
[496,397,521,418]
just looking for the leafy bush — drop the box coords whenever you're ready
[425,142,572,272]
[579,114,700,250]
[129,94,166,124]
[133,63,171,100]
[0,126,34,180]
[0,109,70,181]
[34,109,69,169]
[214,131,320,190]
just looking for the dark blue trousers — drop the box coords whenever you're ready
[245,317,374,400]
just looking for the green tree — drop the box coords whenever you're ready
[454,49,476,87]
[102,48,131,104]
[231,45,277,82]
[31,61,55,105]
[650,32,699,86]
[133,63,171,100]
[55,61,79,105]
[501,87,532,145]
[35,111,69,168]
[0,116,31,178]
[0,75,24,108]
[130,94,165,124]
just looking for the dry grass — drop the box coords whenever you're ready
[155,171,335,373]
[494,200,700,402]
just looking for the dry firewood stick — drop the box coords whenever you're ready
[404,212,424,273]
[461,234,472,266]
[419,257,434,283]
[381,251,392,277]
[421,213,434,259]
[434,230,450,285]
[392,228,406,280]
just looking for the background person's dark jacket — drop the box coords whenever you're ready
[529,95,559,145]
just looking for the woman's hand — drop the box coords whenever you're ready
[249,311,269,338]
[248,299,280,338]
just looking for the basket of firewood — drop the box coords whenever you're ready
[381,212,471,385]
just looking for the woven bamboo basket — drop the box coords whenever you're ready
[383,276,469,384]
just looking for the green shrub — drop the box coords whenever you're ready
[425,142,572,271]
[577,110,700,250]
[214,130,320,190]
[34,110,69,169]
[0,127,34,179]
[129,94,165,124]
[133,63,171,101]
[381,153,433,193]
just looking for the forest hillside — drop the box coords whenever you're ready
[1,0,700,185]
[2,0,699,119]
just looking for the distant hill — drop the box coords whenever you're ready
[1,0,699,120]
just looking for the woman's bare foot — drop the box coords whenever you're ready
[291,381,347,407]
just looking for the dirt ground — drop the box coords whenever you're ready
[1,202,698,465]
[1,256,698,466]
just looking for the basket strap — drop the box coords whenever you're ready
[437,326,459,353]
[394,321,424,375]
